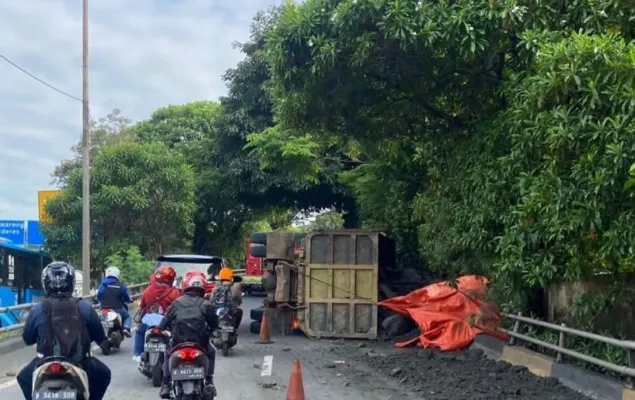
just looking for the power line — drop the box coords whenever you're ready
[0,53,83,103]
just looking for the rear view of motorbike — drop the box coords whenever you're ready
[32,357,89,400]
[99,308,124,355]
[169,343,215,400]
[139,327,170,387]
[212,305,237,357]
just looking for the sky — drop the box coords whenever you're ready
[0,0,280,221]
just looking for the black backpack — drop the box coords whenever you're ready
[42,297,91,363]
[172,297,208,344]
[212,284,231,306]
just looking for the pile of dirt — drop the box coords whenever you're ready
[329,344,581,400]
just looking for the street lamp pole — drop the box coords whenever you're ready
[81,0,91,295]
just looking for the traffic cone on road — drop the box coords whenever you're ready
[256,311,274,344]
[286,359,305,400]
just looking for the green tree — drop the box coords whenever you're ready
[43,141,196,278]
[105,246,155,284]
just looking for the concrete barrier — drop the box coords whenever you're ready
[471,334,632,400]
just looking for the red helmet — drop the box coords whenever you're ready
[154,266,176,286]
[182,271,207,294]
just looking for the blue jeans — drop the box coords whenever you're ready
[134,322,148,356]
[116,308,132,330]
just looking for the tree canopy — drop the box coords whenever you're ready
[42,0,635,343]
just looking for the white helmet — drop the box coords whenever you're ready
[105,266,121,279]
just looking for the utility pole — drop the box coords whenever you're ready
[81,0,91,296]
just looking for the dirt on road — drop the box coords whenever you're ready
[320,341,582,400]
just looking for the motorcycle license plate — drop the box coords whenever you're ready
[33,390,77,400]
[101,320,113,328]
[145,342,166,352]
[171,367,205,381]
[221,326,234,332]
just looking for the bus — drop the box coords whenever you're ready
[0,241,52,327]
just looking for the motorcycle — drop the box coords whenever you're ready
[139,327,170,387]
[99,308,125,355]
[169,342,215,400]
[32,357,90,400]
[211,305,237,357]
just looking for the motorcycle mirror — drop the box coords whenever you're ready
[214,275,220,280]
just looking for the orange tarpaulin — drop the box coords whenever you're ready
[379,275,509,351]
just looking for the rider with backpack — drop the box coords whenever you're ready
[210,267,243,330]
[97,266,133,337]
[132,265,180,362]
[157,271,219,399]
[17,262,112,400]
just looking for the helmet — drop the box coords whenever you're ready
[42,262,76,296]
[105,266,120,279]
[182,271,207,295]
[218,267,233,281]
[154,266,176,286]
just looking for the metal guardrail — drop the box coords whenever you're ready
[501,312,635,387]
[0,283,149,334]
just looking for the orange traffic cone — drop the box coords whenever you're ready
[256,311,274,344]
[286,359,305,400]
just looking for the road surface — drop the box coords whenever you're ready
[0,297,582,399]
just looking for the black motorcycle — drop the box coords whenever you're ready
[32,356,90,400]
[99,308,125,355]
[139,326,170,386]
[169,342,215,400]
[211,305,237,357]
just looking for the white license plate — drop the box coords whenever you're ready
[220,326,234,332]
[101,320,113,328]
[33,390,77,400]
[145,342,166,352]
[171,367,205,381]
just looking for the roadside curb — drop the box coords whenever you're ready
[0,337,26,357]
[470,334,632,400]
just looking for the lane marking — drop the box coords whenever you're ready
[0,379,17,390]
[260,355,274,377]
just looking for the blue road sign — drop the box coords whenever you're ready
[0,220,26,245]
[27,220,45,246]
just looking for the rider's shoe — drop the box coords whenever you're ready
[204,377,216,398]
[132,355,141,363]
[123,329,132,338]
[159,384,171,399]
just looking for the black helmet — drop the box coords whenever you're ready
[42,262,76,296]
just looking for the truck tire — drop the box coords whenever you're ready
[264,273,277,291]
[250,244,266,258]
[250,232,267,245]
[250,307,265,322]
[250,320,261,335]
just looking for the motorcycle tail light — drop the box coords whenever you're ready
[101,308,111,314]
[176,348,202,362]
[151,328,163,335]
[45,363,67,375]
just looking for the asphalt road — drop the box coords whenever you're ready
[0,297,389,400]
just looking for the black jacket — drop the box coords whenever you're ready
[158,291,218,345]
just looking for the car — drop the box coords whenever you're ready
[155,254,230,293]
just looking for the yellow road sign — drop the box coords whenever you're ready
[38,190,62,222]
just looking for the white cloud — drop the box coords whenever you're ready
[0,0,279,220]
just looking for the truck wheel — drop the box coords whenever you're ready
[250,307,264,322]
[250,244,266,258]
[250,320,261,335]
[264,273,277,291]
[250,232,267,245]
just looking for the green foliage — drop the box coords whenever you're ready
[43,141,196,278]
[105,246,155,284]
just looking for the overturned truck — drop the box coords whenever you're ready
[249,230,395,339]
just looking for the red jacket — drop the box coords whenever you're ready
[140,279,181,315]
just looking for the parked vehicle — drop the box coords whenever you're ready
[168,342,215,399]
[99,307,125,355]
[32,357,90,400]
[139,326,171,387]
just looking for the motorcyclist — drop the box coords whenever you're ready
[210,267,243,330]
[132,265,180,362]
[97,266,133,337]
[17,262,112,400]
[157,270,218,399]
